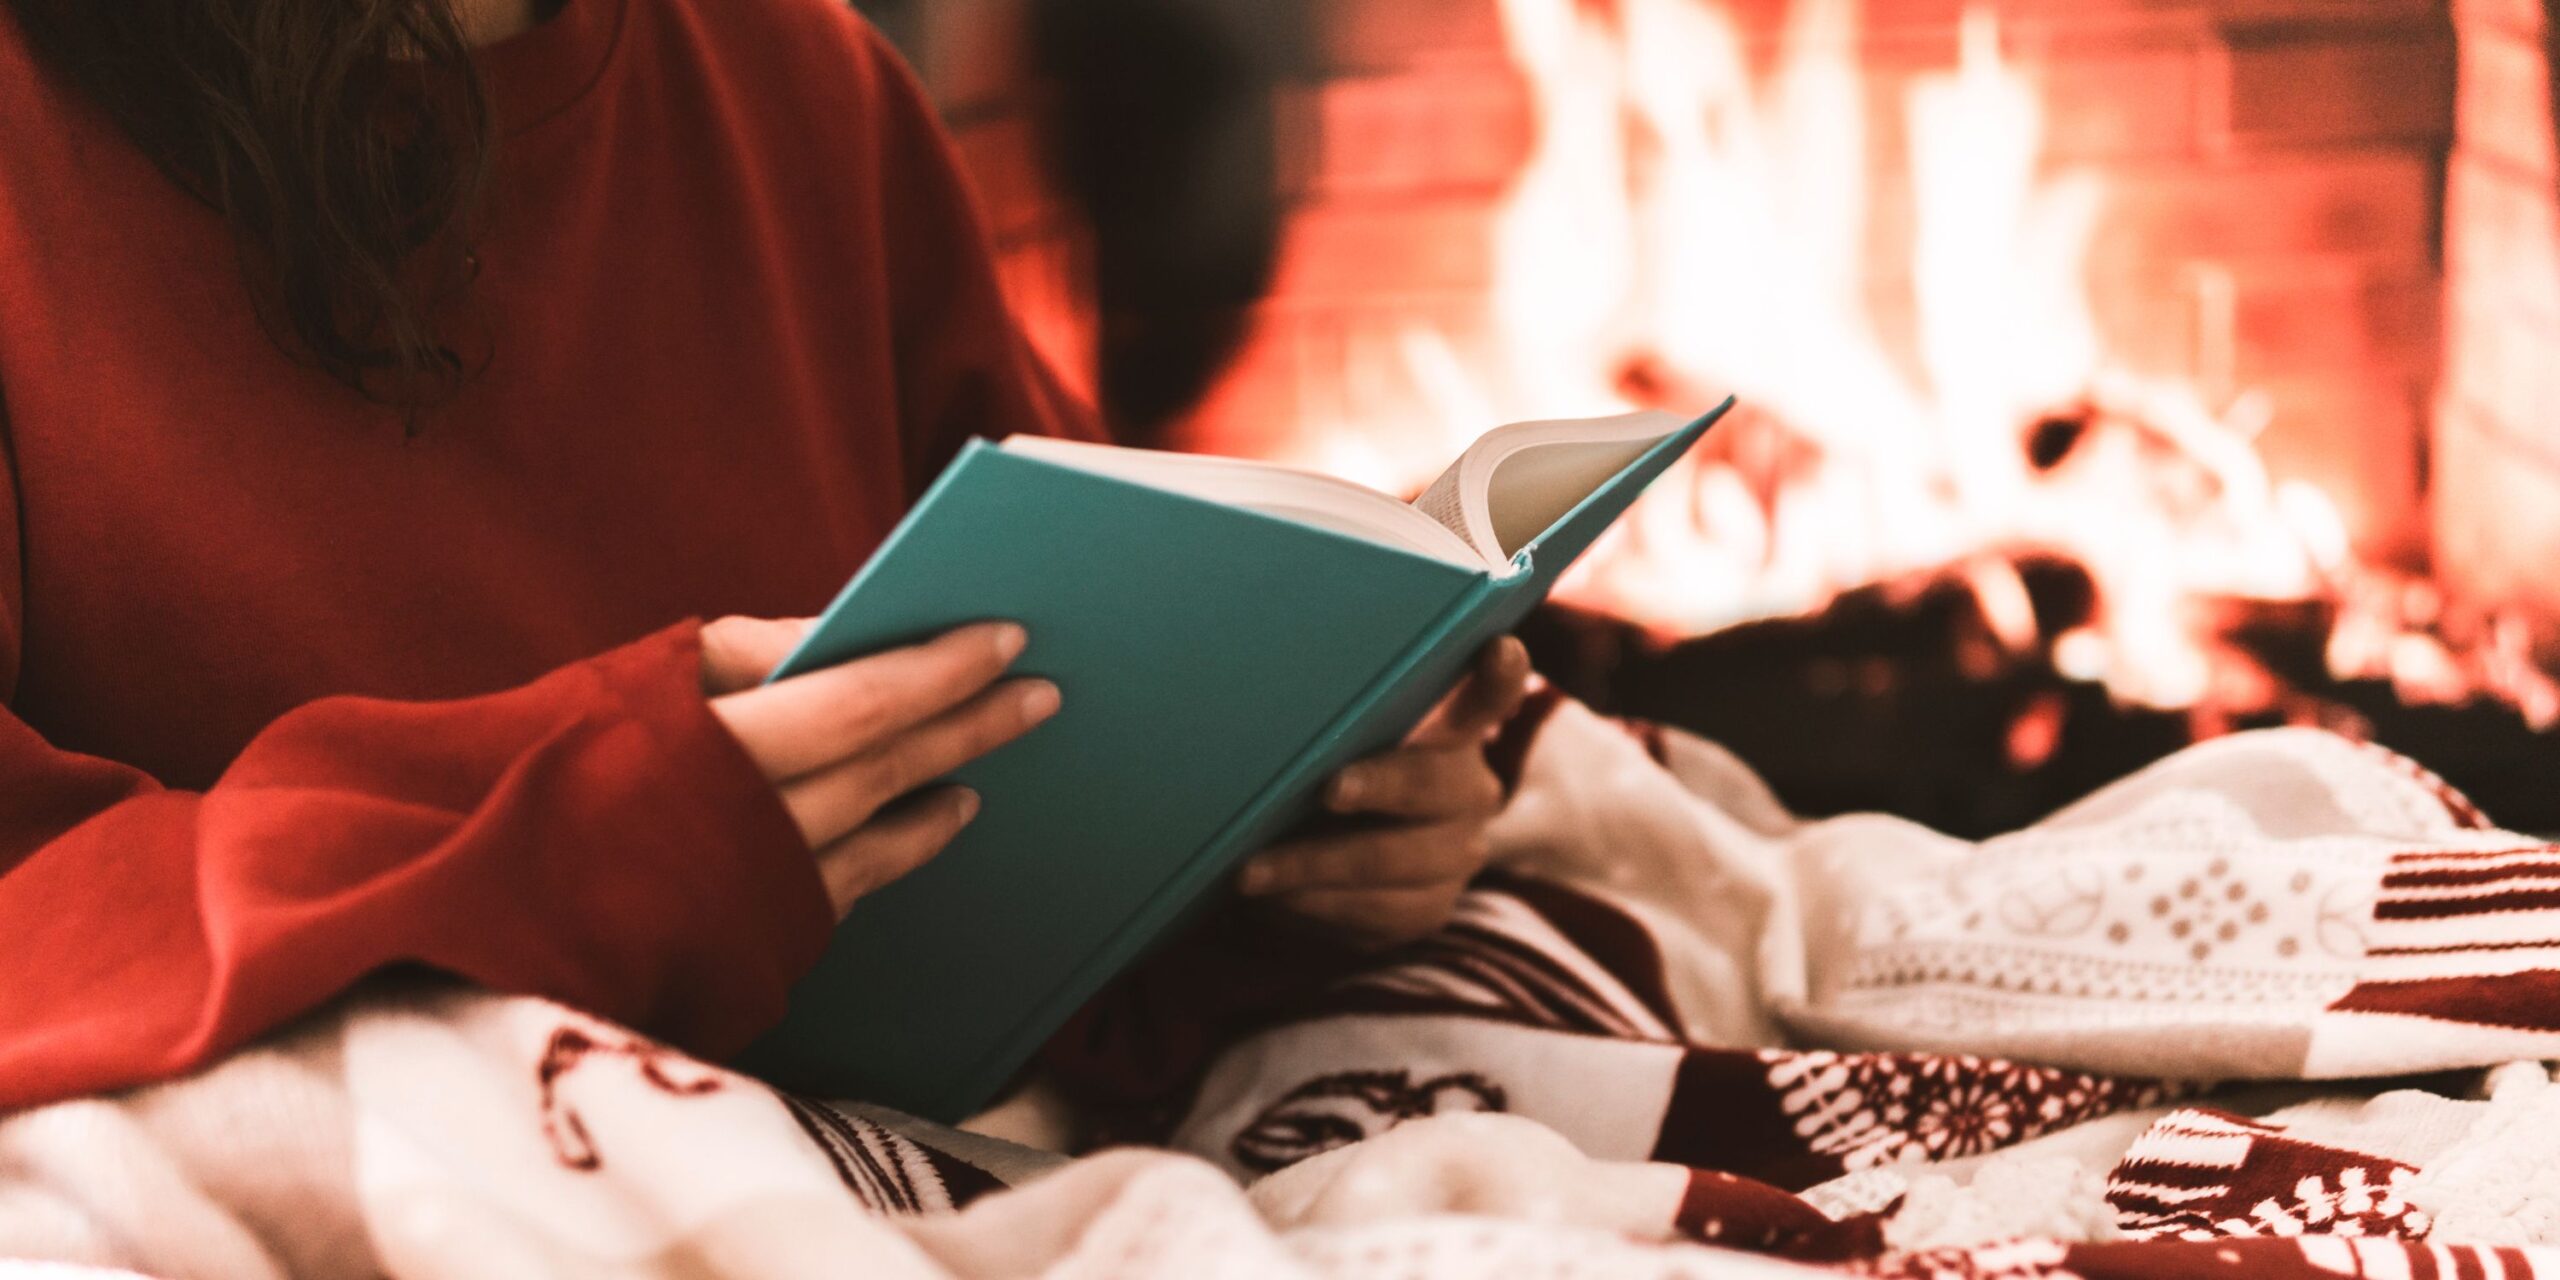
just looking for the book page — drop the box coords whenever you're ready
[1480,435,1670,554]
[1005,411,1690,573]
[1416,411,1687,561]
[1003,435,1489,568]
[1410,463,1474,546]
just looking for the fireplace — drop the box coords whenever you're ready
[2441,0,2560,638]
[867,0,2560,834]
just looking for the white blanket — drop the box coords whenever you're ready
[8,701,2560,1279]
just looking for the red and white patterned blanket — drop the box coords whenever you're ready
[1161,700,2560,1277]
[5,699,2560,1279]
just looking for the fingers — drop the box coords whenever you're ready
[1236,819,1492,896]
[1260,881,1468,951]
[699,616,818,696]
[813,786,981,915]
[711,621,1028,781]
[778,676,1060,848]
[1323,745,1505,820]
[1411,636,1532,748]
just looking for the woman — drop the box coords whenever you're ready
[0,0,1524,1112]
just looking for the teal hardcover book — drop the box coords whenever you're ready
[740,399,1733,1120]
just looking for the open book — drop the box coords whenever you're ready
[1004,410,1698,573]
[741,400,1732,1121]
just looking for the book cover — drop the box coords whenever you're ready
[741,401,1730,1119]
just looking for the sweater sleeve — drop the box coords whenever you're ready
[0,447,833,1111]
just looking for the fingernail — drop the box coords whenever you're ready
[952,788,981,824]
[1329,770,1364,809]
[991,623,1029,663]
[1017,680,1061,721]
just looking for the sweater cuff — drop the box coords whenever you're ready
[585,621,835,1057]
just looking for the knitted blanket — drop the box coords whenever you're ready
[6,700,2560,1278]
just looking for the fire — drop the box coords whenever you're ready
[1229,0,2559,729]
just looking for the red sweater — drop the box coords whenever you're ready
[0,0,1101,1111]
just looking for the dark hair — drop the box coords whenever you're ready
[7,0,494,419]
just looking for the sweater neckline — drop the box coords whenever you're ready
[471,0,629,134]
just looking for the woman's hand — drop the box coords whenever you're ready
[698,616,1058,917]
[1233,637,1532,948]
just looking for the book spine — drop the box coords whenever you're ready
[923,572,1509,1120]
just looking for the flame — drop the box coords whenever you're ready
[1215,0,2557,729]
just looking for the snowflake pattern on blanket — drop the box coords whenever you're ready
[1181,875,2178,1192]
[2106,1109,2429,1242]
[1160,720,2560,1278]
[15,717,2560,1279]
[1852,1239,2560,1278]
[1762,1049,2168,1172]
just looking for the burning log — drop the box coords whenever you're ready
[1522,565,2560,841]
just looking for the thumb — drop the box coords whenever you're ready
[699,616,815,695]
[1411,635,1532,747]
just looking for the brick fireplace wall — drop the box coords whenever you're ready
[889,0,2456,559]
[1994,0,2452,558]
[2439,0,2560,628]
[875,0,1099,404]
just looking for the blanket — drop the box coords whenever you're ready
[6,698,2560,1279]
